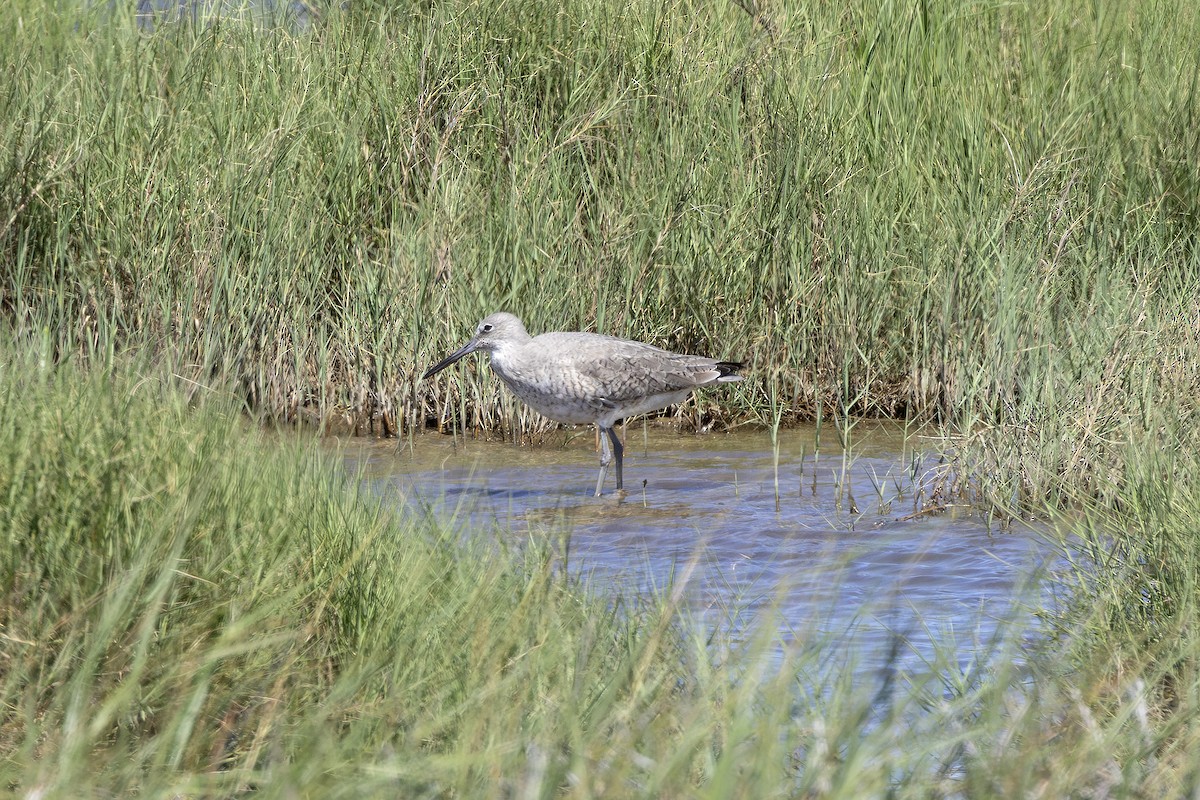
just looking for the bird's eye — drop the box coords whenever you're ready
[481,324,494,333]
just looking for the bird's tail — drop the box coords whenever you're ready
[713,361,744,382]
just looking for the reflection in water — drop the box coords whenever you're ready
[341,423,1060,676]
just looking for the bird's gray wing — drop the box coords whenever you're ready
[542,335,728,404]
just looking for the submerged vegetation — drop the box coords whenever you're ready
[2,0,1200,794]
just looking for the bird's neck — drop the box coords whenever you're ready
[487,339,524,372]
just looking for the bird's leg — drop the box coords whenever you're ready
[606,425,625,493]
[595,426,612,497]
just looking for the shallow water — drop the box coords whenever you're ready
[342,422,1059,676]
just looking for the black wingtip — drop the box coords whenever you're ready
[715,361,743,378]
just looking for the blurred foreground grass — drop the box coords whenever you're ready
[2,348,1200,797]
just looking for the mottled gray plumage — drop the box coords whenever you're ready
[422,312,743,496]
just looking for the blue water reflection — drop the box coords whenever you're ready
[344,424,1062,678]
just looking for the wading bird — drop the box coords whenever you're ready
[423,312,743,496]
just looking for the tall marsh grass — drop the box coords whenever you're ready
[2,0,1197,439]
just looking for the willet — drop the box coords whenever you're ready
[422,312,743,496]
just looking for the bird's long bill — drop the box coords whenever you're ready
[421,339,478,380]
